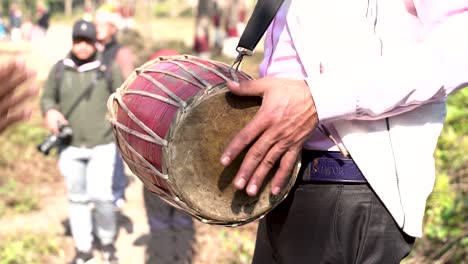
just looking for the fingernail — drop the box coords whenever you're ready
[235,178,246,189]
[272,187,281,195]
[220,155,231,166]
[247,184,258,196]
[228,81,239,88]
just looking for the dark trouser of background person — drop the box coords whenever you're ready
[143,188,195,264]
[112,150,128,208]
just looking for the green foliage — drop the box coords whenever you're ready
[0,178,39,217]
[154,0,193,18]
[0,122,49,164]
[413,88,467,263]
[179,7,195,18]
[0,122,46,216]
[219,228,256,264]
[424,173,462,240]
[0,232,59,264]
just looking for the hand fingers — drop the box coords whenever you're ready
[0,84,38,115]
[221,80,270,166]
[240,138,290,196]
[227,80,264,97]
[0,60,31,98]
[61,119,69,126]
[48,122,59,135]
[0,108,32,133]
[270,148,301,195]
[223,77,318,197]
[231,128,276,191]
[220,110,269,167]
[5,70,36,94]
[236,123,302,196]
[0,60,20,80]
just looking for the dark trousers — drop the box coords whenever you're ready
[143,188,195,264]
[252,182,415,264]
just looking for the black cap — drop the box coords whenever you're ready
[72,19,96,42]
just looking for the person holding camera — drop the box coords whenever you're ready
[39,19,123,264]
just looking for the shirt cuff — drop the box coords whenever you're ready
[41,104,58,116]
[305,76,357,123]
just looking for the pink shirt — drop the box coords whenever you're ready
[260,0,468,151]
[259,3,341,151]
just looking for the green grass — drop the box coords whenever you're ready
[0,178,39,217]
[0,232,60,264]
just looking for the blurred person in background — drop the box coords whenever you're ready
[95,8,135,79]
[36,2,50,34]
[117,2,136,29]
[95,7,135,208]
[0,60,38,133]
[40,19,123,264]
[0,17,8,40]
[193,0,212,58]
[8,3,23,41]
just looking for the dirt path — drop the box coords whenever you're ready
[0,175,148,263]
[114,178,148,264]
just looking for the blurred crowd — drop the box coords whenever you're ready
[193,0,248,59]
[0,2,50,41]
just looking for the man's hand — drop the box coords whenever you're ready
[0,60,39,133]
[44,109,68,134]
[220,77,319,196]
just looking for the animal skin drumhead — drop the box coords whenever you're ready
[163,84,299,225]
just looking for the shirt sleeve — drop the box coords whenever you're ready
[116,47,135,79]
[39,64,60,114]
[309,1,468,123]
[111,63,125,93]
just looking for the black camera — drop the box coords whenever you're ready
[37,124,73,155]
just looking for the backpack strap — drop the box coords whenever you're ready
[53,59,65,103]
[101,39,121,69]
[97,63,115,95]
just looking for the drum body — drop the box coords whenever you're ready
[108,55,299,226]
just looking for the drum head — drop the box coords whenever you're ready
[163,84,299,225]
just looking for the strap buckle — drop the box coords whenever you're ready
[231,47,254,71]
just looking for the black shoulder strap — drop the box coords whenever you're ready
[99,48,117,94]
[54,60,65,82]
[233,0,285,68]
[101,40,121,69]
[99,63,114,95]
[54,60,65,102]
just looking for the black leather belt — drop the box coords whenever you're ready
[300,150,367,184]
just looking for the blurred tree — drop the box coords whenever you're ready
[64,0,72,16]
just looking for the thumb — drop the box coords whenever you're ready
[226,80,264,97]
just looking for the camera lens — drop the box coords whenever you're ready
[37,134,59,155]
